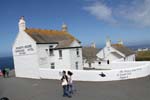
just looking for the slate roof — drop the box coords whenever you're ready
[82,47,101,63]
[25,28,80,48]
[110,52,123,58]
[111,44,135,56]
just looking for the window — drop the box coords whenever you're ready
[75,62,78,70]
[49,46,54,56]
[59,50,62,58]
[107,60,109,64]
[76,48,79,57]
[51,63,55,69]
[88,63,91,68]
[45,49,48,54]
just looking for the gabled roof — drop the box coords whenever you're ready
[110,52,123,58]
[111,44,135,56]
[82,47,101,63]
[25,28,80,48]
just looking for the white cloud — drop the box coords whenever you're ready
[84,0,150,27]
[84,2,116,24]
[118,0,150,27]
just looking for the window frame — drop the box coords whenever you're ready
[75,62,78,70]
[49,46,54,56]
[59,50,62,59]
[51,63,55,69]
[76,48,80,57]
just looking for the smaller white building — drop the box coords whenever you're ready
[12,17,83,79]
[138,48,149,51]
[82,46,101,68]
[97,38,135,63]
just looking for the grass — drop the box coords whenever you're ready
[136,50,150,61]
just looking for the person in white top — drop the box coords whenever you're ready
[61,71,71,98]
[67,71,73,94]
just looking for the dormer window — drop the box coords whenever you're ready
[49,46,54,56]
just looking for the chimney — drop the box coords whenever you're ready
[106,37,111,47]
[118,40,123,45]
[18,16,26,32]
[62,22,68,32]
[91,42,96,48]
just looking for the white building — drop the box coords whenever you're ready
[82,46,101,68]
[97,38,135,63]
[12,17,83,78]
[138,48,149,51]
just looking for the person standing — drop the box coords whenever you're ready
[61,70,71,98]
[0,69,3,76]
[5,67,10,77]
[2,68,6,78]
[67,71,73,94]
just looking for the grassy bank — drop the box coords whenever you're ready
[136,51,150,61]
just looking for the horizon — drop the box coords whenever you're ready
[0,0,150,57]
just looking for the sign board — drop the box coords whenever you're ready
[117,68,142,80]
[15,44,34,56]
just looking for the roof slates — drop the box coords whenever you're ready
[25,28,79,48]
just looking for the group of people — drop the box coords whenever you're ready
[0,67,10,78]
[61,70,74,98]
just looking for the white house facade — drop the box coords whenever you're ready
[97,39,135,63]
[12,17,83,79]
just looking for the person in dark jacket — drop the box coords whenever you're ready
[2,68,6,78]
[61,70,71,98]
[5,67,10,77]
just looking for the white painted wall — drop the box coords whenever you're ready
[70,48,83,70]
[83,60,103,69]
[36,44,71,69]
[97,46,135,62]
[69,40,83,69]
[39,62,150,81]
[36,43,83,70]
[54,49,72,69]
[70,40,81,47]
[125,54,135,61]
[97,46,124,60]
[37,44,57,69]
[107,53,121,61]
[13,31,40,79]
[95,62,147,70]
[13,54,39,79]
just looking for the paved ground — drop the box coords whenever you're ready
[0,71,150,100]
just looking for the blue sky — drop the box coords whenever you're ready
[0,0,150,57]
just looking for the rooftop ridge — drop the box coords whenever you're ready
[25,28,68,33]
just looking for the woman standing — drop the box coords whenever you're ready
[67,71,73,94]
[61,71,71,98]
